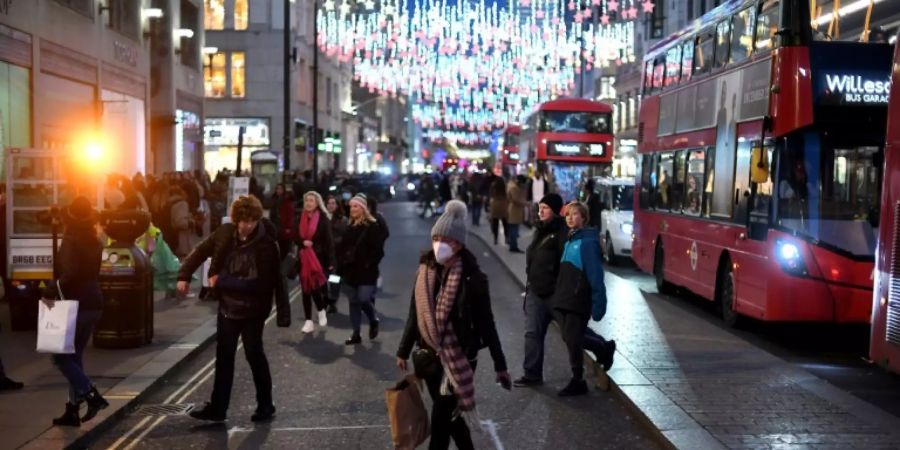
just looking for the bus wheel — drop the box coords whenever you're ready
[717,259,742,327]
[604,233,618,266]
[653,242,675,295]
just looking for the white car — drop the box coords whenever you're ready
[594,177,635,265]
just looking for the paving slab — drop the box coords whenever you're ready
[468,221,900,450]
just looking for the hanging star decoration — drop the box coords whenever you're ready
[641,1,655,13]
[317,0,639,132]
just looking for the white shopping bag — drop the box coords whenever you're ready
[36,282,79,354]
[200,258,212,288]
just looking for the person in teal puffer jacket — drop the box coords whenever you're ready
[551,201,612,397]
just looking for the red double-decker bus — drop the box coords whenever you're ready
[632,0,892,325]
[519,98,614,202]
[497,125,522,177]
[871,33,900,374]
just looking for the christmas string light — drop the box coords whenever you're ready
[320,0,648,132]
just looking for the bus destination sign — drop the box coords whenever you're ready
[821,73,890,106]
[548,142,605,158]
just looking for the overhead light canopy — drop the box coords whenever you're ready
[174,28,194,39]
[202,46,219,54]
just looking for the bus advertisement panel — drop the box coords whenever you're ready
[633,0,891,325]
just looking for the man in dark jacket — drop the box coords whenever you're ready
[514,194,567,387]
[176,196,289,422]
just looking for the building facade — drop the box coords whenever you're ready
[0,0,204,178]
[201,0,351,178]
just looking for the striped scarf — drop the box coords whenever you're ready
[414,256,476,413]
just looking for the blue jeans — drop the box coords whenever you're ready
[52,310,102,403]
[507,224,521,250]
[343,284,377,336]
[522,289,553,380]
[470,202,482,226]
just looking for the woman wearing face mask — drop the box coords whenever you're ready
[551,201,609,396]
[396,200,511,450]
[336,194,383,344]
[296,192,335,333]
[325,195,347,313]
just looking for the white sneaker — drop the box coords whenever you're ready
[318,309,328,327]
[301,320,315,333]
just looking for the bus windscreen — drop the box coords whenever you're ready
[539,111,611,134]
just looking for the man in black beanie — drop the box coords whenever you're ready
[514,193,567,386]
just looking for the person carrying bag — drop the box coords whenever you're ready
[40,196,109,427]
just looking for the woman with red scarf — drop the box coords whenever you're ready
[297,191,335,333]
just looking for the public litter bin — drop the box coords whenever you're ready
[93,210,153,348]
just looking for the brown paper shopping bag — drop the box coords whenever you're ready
[385,374,430,450]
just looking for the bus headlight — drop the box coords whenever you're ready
[775,240,807,276]
[620,222,633,235]
[407,182,416,190]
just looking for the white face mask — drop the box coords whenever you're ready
[433,241,455,264]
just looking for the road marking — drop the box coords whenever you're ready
[481,419,505,450]
[228,424,390,433]
[108,287,301,450]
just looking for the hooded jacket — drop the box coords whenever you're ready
[396,248,508,373]
[44,219,104,312]
[551,227,608,321]
[525,215,567,299]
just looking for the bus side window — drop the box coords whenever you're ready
[665,46,681,87]
[652,58,665,90]
[656,153,674,211]
[672,150,687,213]
[640,154,654,209]
[714,20,731,68]
[703,146,716,218]
[684,149,706,216]
[749,140,776,240]
[731,7,756,63]
[694,32,714,75]
[681,40,694,83]
[644,60,655,94]
[755,0,780,52]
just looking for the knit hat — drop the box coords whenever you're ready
[431,200,467,246]
[65,195,97,223]
[348,193,368,210]
[539,193,564,216]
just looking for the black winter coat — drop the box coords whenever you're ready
[178,219,290,325]
[296,211,336,270]
[45,220,103,312]
[526,216,567,299]
[396,249,508,373]
[337,219,385,286]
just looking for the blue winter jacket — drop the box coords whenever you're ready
[551,227,608,321]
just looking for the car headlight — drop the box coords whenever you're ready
[620,222,633,235]
[775,239,807,276]
[407,182,416,190]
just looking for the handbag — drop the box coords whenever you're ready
[385,374,430,450]
[411,347,442,380]
[36,281,79,354]
[282,251,299,280]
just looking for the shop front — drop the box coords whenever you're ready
[204,117,271,175]
[0,24,32,179]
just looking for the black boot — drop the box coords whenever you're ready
[189,402,226,422]
[53,402,81,427]
[251,404,276,422]
[602,340,616,371]
[369,319,380,340]
[81,386,109,423]
[0,376,24,391]
[558,378,588,397]
[345,334,362,345]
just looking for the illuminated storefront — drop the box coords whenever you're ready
[204,117,270,175]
